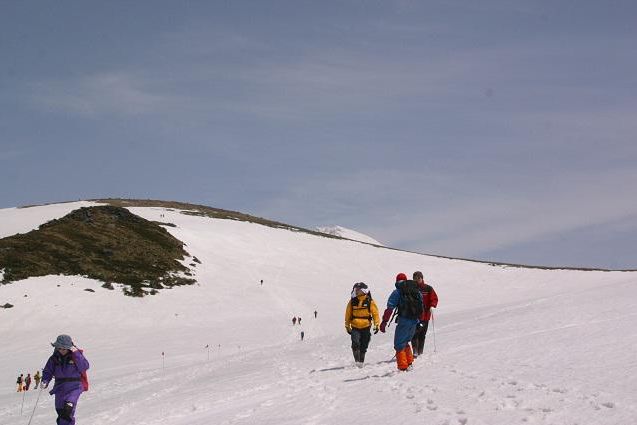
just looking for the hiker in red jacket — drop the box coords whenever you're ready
[411,271,438,358]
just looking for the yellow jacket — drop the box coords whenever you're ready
[345,294,380,331]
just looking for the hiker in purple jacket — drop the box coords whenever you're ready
[41,334,89,425]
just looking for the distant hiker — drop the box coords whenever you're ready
[314,310,318,318]
[301,331,305,341]
[292,317,297,325]
[380,273,423,371]
[41,334,90,425]
[16,374,23,392]
[34,370,41,389]
[298,317,302,325]
[24,373,32,391]
[345,282,380,366]
[411,271,439,358]
[260,279,263,286]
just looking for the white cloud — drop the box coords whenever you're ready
[381,166,637,258]
[0,148,29,161]
[258,163,637,263]
[29,72,182,117]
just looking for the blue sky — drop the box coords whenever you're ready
[2,1,636,269]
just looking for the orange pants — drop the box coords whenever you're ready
[396,344,414,370]
[405,344,414,365]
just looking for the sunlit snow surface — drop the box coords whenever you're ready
[315,225,383,245]
[1,203,636,424]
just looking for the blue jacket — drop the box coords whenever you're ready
[386,280,422,350]
[386,281,423,320]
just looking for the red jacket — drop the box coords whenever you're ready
[418,283,438,321]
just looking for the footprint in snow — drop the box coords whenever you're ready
[234,408,254,419]
[588,399,616,411]
[426,399,438,411]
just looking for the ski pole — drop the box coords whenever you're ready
[20,388,26,415]
[387,309,398,328]
[27,385,44,425]
[431,311,437,353]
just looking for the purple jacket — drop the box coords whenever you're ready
[42,350,89,398]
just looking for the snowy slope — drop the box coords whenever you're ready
[316,225,383,245]
[0,201,103,239]
[1,203,636,425]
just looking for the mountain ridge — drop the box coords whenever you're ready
[2,199,635,273]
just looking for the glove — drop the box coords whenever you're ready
[345,326,351,335]
[380,321,387,333]
[373,325,379,334]
[381,308,393,323]
[41,381,49,389]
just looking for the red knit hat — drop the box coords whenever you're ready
[396,273,407,282]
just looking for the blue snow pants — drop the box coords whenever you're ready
[393,317,418,351]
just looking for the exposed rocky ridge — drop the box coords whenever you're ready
[0,205,195,296]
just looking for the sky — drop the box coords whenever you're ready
[1,203,636,424]
[1,1,637,269]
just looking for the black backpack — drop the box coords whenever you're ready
[349,292,373,321]
[350,282,373,321]
[397,279,423,320]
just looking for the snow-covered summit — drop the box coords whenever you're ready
[315,225,383,246]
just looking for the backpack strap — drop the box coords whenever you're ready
[349,295,373,321]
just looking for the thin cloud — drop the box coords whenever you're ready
[28,72,181,117]
[259,164,637,262]
[0,148,30,161]
[386,167,637,258]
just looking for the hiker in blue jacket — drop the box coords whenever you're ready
[379,273,423,370]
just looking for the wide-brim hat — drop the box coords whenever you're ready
[51,334,74,350]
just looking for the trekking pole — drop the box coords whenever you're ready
[430,311,437,353]
[387,309,398,328]
[26,386,44,425]
[20,389,26,415]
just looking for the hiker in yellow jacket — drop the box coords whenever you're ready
[345,282,380,366]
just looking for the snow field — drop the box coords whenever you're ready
[1,203,636,424]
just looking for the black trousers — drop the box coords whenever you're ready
[411,320,430,355]
[351,327,371,352]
